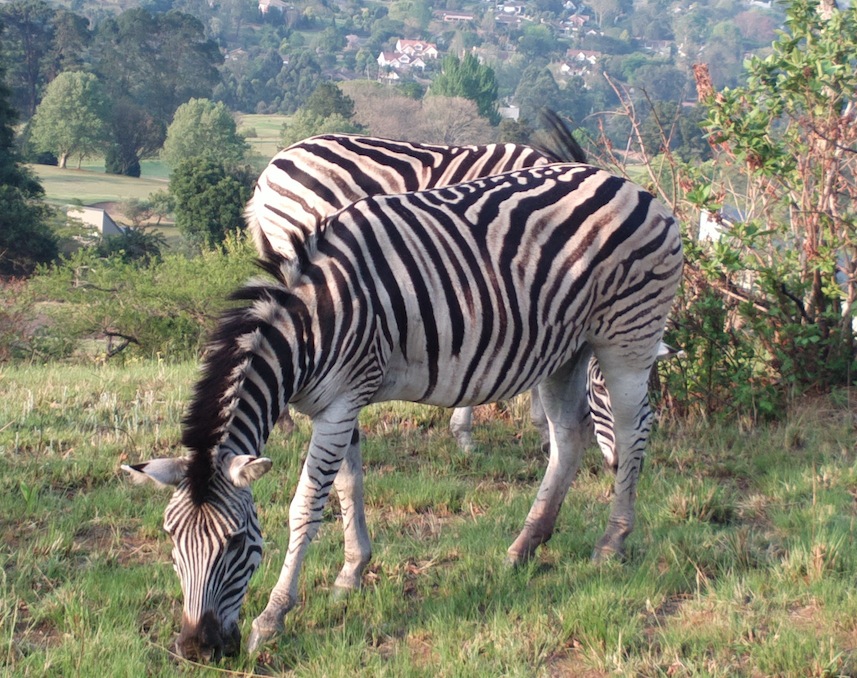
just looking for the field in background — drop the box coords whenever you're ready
[28,113,289,213]
[1,361,856,676]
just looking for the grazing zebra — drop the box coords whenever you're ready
[123,163,683,660]
[246,111,629,456]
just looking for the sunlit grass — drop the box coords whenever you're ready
[1,361,856,676]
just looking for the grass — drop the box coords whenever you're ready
[28,113,290,209]
[1,361,856,676]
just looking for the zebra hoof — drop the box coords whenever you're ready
[331,583,358,601]
[247,615,282,654]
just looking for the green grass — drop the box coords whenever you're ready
[29,114,290,209]
[1,362,856,676]
[28,164,169,207]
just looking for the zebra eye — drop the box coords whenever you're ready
[226,530,247,551]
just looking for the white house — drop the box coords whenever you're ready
[68,206,124,237]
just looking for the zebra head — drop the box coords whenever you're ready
[123,454,272,661]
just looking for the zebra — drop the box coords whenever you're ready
[246,110,643,458]
[123,163,683,660]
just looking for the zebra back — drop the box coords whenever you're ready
[247,115,586,266]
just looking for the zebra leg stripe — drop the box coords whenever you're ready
[332,428,372,595]
[249,411,358,647]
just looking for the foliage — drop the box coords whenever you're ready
[280,83,365,147]
[429,53,500,125]
[280,110,364,148]
[275,52,323,115]
[0,0,59,117]
[169,157,252,248]
[26,233,257,361]
[92,9,221,125]
[93,226,167,265]
[691,0,857,392]
[161,97,248,169]
[28,70,111,169]
[105,99,166,177]
[0,52,57,276]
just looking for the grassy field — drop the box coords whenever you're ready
[1,360,856,676]
[28,113,289,210]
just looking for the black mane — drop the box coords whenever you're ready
[180,262,297,505]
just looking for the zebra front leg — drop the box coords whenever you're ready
[591,358,653,562]
[507,349,592,565]
[332,428,372,596]
[248,415,356,653]
[449,406,475,452]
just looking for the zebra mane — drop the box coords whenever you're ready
[181,269,295,505]
[533,108,588,164]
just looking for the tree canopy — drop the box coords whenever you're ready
[0,49,56,275]
[29,70,111,168]
[428,53,500,125]
[169,157,251,248]
[161,98,248,169]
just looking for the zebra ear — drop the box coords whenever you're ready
[225,455,273,488]
[122,457,189,488]
[656,341,684,361]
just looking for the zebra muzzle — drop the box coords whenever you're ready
[176,611,240,662]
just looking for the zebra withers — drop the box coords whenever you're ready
[123,163,683,659]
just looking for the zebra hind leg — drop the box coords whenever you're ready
[528,388,552,454]
[449,406,475,452]
[590,350,655,562]
[506,347,593,565]
[332,427,372,597]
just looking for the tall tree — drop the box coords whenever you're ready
[161,98,248,169]
[29,70,111,169]
[0,46,56,276]
[105,100,166,177]
[429,53,500,125]
[169,157,251,248]
[92,8,221,170]
[0,0,57,117]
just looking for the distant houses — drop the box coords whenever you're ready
[377,39,439,74]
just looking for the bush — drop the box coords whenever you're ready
[27,233,258,363]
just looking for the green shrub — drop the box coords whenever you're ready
[27,233,258,363]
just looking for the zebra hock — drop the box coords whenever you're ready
[123,163,683,659]
[247,110,593,454]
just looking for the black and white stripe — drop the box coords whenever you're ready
[247,114,634,458]
[125,162,683,658]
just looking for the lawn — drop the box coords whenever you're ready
[1,360,856,676]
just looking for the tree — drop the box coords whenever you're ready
[105,99,166,177]
[689,0,857,392]
[429,53,500,125]
[29,71,111,169]
[93,9,221,124]
[169,157,251,247]
[416,97,494,145]
[161,98,248,169]
[275,52,323,114]
[0,0,58,117]
[303,82,355,120]
[280,81,364,147]
[0,49,56,275]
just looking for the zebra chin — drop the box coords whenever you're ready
[175,610,240,663]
